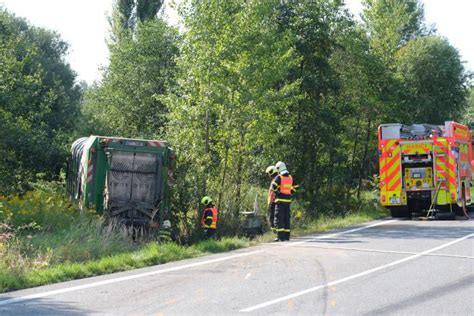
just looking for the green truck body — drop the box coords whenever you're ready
[66,136,175,226]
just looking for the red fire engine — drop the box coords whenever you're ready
[378,121,473,218]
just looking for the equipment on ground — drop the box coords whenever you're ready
[241,194,263,237]
[66,136,175,227]
[378,121,472,219]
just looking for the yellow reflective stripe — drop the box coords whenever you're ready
[275,198,291,202]
[455,128,468,137]
[388,172,401,189]
[381,139,397,170]
[386,139,397,149]
[386,154,400,176]
[275,228,285,232]
[380,154,386,170]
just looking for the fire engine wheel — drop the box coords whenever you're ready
[389,207,411,218]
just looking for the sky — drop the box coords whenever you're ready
[0,0,473,84]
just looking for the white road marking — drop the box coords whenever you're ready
[297,245,474,259]
[283,219,399,247]
[0,250,263,306]
[240,232,474,312]
[0,218,396,307]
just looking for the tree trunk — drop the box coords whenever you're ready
[234,126,245,219]
[357,117,372,201]
[347,114,361,199]
[218,145,229,211]
[350,114,361,182]
[202,109,209,198]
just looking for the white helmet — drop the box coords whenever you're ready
[275,161,288,174]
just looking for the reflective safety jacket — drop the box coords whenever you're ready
[267,177,277,205]
[271,174,295,203]
[201,206,218,229]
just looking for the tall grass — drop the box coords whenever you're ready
[0,183,387,293]
[0,189,251,293]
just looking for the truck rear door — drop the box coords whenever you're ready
[107,151,161,206]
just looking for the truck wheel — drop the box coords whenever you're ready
[389,207,411,218]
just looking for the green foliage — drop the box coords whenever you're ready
[462,88,474,128]
[395,36,469,124]
[82,18,179,138]
[362,0,429,65]
[277,0,362,206]
[2,0,472,252]
[110,0,164,40]
[136,0,164,22]
[0,191,78,231]
[165,0,300,234]
[0,8,81,194]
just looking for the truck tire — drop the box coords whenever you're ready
[389,207,411,218]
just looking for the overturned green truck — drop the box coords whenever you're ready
[67,136,175,227]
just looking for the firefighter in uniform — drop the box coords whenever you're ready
[272,161,296,241]
[265,165,278,232]
[201,196,218,239]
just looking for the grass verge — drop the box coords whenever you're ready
[1,190,387,293]
[0,237,249,293]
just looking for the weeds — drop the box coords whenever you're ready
[0,184,387,293]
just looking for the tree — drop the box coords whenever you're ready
[82,18,179,138]
[109,0,164,43]
[164,0,300,234]
[362,0,429,66]
[136,0,164,22]
[395,36,469,124]
[274,0,383,208]
[0,8,81,194]
[462,88,474,128]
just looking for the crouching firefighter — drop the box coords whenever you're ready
[201,196,218,240]
[272,161,296,242]
[265,165,278,232]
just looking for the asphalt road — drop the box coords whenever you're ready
[1,217,473,315]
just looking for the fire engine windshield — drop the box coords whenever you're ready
[380,124,402,139]
[380,123,443,140]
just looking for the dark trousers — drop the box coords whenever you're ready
[203,228,216,240]
[274,202,291,240]
[269,203,276,229]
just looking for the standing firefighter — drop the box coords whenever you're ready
[201,196,218,239]
[272,161,296,241]
[265,165,278,232]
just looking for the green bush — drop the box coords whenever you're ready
[0,191,79,231]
